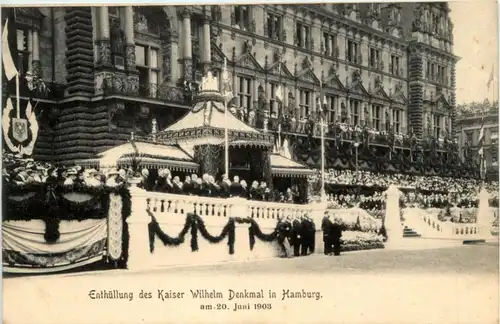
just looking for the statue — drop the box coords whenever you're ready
[243,40,253,54]
[110,22,125,55]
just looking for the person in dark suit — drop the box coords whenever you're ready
[208,175,219,197]
[331,217,343,256]
[153,170,167,192]
[219,174,231,198]
[191,174,201,195]
[240,180,248,198]
[301,214,315,255]
[321,212,333,255]
[172,176,183,194]
[183,175,193,195]
[249,181,260,200]
[229,176,243,197]
[200,174,211,196]
[292,216,302,257]
[300,215,309,256]
[277,216,292,258]
[307,215,316,254]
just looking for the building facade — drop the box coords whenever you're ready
[456,102,499,181]
[3,4,473,177]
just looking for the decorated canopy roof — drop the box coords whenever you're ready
[157,72,273,149]
[270,154,315,178]
[75,141,198,172]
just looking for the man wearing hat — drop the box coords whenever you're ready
[219,174,231,198]
[183,175,193,195]
[321,211,333,255]
[291,216,302,257]
[331,217,343,256]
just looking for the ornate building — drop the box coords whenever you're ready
[3,4,476,177]
[456,102,499,181]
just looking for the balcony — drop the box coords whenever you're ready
[4,79,66,101]
[99,75,199,106]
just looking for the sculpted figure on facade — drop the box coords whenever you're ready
[110,22,125,55]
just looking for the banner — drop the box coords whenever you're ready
[3,219,107,273]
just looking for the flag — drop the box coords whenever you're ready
[2,18,18,81]
[275,84,283,103]
[487,64,494,91]
[478,117,485,157]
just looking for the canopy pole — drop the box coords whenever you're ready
[224,99,229,177]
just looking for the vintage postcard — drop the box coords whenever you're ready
[1,1,499,323]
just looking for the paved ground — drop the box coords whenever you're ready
[4,244,499,324]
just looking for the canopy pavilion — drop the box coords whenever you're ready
[75,72,314,189]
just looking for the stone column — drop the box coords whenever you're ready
[124,6,136,71]
[181,8,193,81]
[301,25,307,48]
[328,35,333,56]
[202,17,211,74]
[32,29,40,76]
[97,7,111,66]
[27,30,33,72]
[381,106,386,130]
[170,31,180,84]
[295,87,301,117]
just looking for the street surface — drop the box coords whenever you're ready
[3,244,499,324]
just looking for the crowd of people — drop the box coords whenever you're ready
[275,214,316,258]
[141,168,305,204]
[322,169,498,194]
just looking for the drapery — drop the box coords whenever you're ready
[3,219,107,271]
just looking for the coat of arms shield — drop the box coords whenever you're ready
[12,117,28,143]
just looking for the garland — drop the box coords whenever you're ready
[147,212,283,255]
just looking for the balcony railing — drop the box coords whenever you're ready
[99,75,199,105]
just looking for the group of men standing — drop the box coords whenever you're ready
[277,215,316,258]
[321,212,343,256]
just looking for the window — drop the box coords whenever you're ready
[326,95,337,123]
[392,109,401,133]
[465,131,474,145]
[369,48,380,69]
[269,83,279,116]
[237,76,252,115]
[296,22,310,49]
[349,99,360,126]
[322,32,337,57]
[136,44,160,98]
[372,105,381,130]
[347,40,359,63]
[234,5,250,30]
[16,29,31,76]
[426,61,431,79]
[390,54,400,75]
[299,89,311,118]
[431,63,436,81]
[266,12,282,41]
[433,115,442,138]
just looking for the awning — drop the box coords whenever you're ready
[226,140,273,149]
[270,154,315,178]
[74,141,199,172]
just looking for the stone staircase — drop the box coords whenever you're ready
[403,226,421,238]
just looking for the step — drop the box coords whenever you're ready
[463,239,486,245]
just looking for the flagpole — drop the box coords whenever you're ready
[15,74,20,118]
[277,57,283,152]
[223,58,229,177]
[320,81,326,203]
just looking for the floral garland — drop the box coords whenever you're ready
[147,211,284,255]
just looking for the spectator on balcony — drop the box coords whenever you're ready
[153,169,167,192]
[229,176,241,197]
[240,179,248,198]
[183,175,193,195]
[249,181,260,200]
[172,176,183,194]
[259,181,271,201]
[200,174,211,196]
[191,174,201,196]
[286,188,294,203]
[219,174,231,198]
[208,175,219,197]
